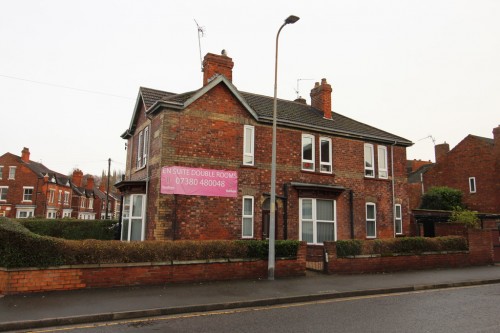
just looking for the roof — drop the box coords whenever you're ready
[2,152,72,186]
[125,75,412,146]
[469,134,494,145]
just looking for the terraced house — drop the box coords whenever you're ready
[117,51,413,243]
[0,148,73,218]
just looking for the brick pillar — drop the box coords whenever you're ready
[467,229,493,265]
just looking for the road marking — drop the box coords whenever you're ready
[27,284,486,332]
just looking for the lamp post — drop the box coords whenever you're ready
[269,14,300,280]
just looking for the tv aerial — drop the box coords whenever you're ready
[194,19,206,72]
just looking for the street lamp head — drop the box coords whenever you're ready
[285,15,300,25]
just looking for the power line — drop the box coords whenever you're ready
[0,74,133,100]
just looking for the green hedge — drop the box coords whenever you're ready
[335,236,467,257]
[18,219,118,240]
[0,218,300,268]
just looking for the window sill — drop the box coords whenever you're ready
[300,170,336,177]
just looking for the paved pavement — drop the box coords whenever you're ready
[1,265,500,332]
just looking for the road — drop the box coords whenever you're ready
[28,284,500,333]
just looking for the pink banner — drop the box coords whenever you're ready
[161,166,238,197]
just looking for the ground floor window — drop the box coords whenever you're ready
[299,198,336,244]
[395,204,402,235]
[16,207,35,218]
[121,194,146,241]
[242,196,254,238]
[366,203,377,238]
[47,209,57,219]
[62,209,72,218]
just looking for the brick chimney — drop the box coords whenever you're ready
[202,50,234,85]
[493,125,500,158]
[310,78,333,119]
[86,176,95,190]
[21,147,30,162]
[434,142,450,164]
[72,169,83,187]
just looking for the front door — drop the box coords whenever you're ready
[262,210,270,239]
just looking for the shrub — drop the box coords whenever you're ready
[343,236,467,257]
[19,219,118,240]
[448,207,479,229]
[0,218,300,268]
[420,186,463,210]
[336,240,362,257]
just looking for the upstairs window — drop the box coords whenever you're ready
[23,187,33,202]
[136,127,149,169]
[243,125,255,166]
[0,186,8,201]
[48,189,55,203]
[378,146,388,179]
[88,198,94,209]
[64,191,70,204]
[319,137,332,173]
[302,134,315,171]
[364,144,374,178]
[8,166,16,180]
[58,190,62,203]
[469,177,476,193]
[0,165,3,179]
[137,131,144,169]
[80,197,86,208]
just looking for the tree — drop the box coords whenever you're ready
[419,186,463,210]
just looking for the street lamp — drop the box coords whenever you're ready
[269,14,300,280]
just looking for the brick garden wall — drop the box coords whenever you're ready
[0,242,306,295]
[323,229,493,274]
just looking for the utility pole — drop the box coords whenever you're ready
[105,158,111,219]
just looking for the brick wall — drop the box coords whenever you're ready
[423,135,499,213]
[323,229,493,274]
[0,242,306,295]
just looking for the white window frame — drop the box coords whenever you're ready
[366,203,377,238]
[23,186,34,202]
[364,144,375,178]
[88,198,94,209]
[0,186,8,201]
[62,209,72,218]
[48,189,55,203]
[301,134,315,171]
[121,194,146,241]
[143,126,149,166]
[319,137,332,174]
[395,204,403,235]
[243,125,255,166]
[377,145,388,179]
[16,208,34,218]
[469,177,476,193]
[299,198,336,245]
[8,166,16,180]
[58,190,62,203]
[64,191,70,204]
[242,196,254,238]
[0,165,3,180]
[80,197,86,208]
[137,131,144,169]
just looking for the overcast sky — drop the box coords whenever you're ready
[1,0,499,176]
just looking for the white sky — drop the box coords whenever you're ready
[1,0,499,176]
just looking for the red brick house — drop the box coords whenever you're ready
[116,51,413,243]
[0,148,73,218]
[417,126,500,214]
